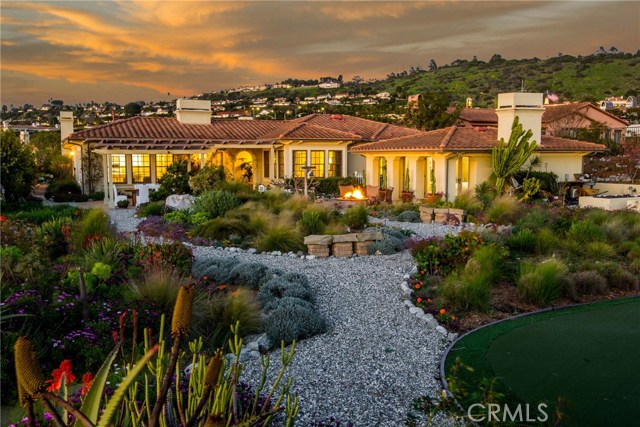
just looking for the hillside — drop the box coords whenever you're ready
[203,52,640,108]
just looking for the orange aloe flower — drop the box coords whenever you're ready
[415,284,421,289]
[81,372,94,395]
[439,308,446,315]
[47,360,76,392]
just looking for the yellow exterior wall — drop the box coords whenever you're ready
[538,153,587,181]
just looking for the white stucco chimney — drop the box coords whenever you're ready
[175,99,212,124]
[495,93,544,144]
[60,111,74,142]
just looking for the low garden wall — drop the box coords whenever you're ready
[304,231,383,257]
[593,182,640,195]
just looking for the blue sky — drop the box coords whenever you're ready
[1,1,638,105]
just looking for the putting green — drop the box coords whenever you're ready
[446,298,640,426]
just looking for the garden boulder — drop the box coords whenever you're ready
[166,194,196,210]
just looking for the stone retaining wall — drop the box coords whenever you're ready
[304,231,383,257]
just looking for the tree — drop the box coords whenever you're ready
[429,59,438,71]
[404,92,459,131]
[0,130,37,201]
[124,102,142,117]
[30,131,61,175]
[491,117,538,195]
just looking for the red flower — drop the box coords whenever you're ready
[439,308,446,315]
[81,373,94,395]
[0,215,6,222]
[416,297,423,303]
[111,330,119,344]
[47,360,76,392]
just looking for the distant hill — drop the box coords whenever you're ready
[202,52,640,108]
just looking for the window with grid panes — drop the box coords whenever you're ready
[111,154,127,183]
[132,154,151,183]
[311,150,325,178]
[155,154,173,180]
[328,150,342,177]
[292,150,307,178]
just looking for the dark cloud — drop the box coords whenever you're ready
[1,1,638,105]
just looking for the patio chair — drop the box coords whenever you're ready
[113,185,128,205]
[366,185,380,205]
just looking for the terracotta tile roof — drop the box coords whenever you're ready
[70,117,282,142]
[351,126,606,153]
[454,108,498,125]
[289,113,422,140]
[258,121,362,140]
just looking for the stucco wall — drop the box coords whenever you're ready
[593,183,640,195]
[537,153,585,181]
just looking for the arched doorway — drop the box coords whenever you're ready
[233,150,255,185]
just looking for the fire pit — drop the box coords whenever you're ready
[336,187,369,205]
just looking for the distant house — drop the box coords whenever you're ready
[455,102,629,144]
[319,82,341,89]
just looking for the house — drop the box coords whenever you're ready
[352,93,606,201]
[455,102,629,143]
[319,82,341,89]
[62,100,421,207]
[62,94,605,206]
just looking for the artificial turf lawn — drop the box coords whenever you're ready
[446,298,640,426]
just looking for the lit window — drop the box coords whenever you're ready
[155,154,173,180]
[328,150,342,177]
[132,154,151,183]
[111,154,127,183]
[311,151,325,178]
[293,150,307,178]
[263,151,270,178]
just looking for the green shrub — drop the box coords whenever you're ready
[193,190,240,219]
[136,201,165,217]
[514,171,559,194]
[281,194,309,219]
[564,271,608,300]
[516,206,554,231]
[367,239,398,255]
[411,231,483,276]
[214,180,252,195]
[485,195,521,225]
[73,209,114,248]
[7,205,80,225]
[191,257,240,283]
[517,258,568,305]
[46,177,83,202]
[247,209,275,235]
[0,130,37,201]
[193,288,262,350]
[440,245,505,311]
[453,190,482,215]
[127,267,183,313]
[257,276,313,307]
[506,228,537,255]
[584,241,616,259]
[134,242,193,276]
[37,217,71,259]
[157,160,191,195]
[257,226,303,253]
[342,205,369,230]
[193,217,250,240]
[595,262,640,291]
[395,210,421,223]
[297,208,328,235]
[314,177,342,196]
[79,237,126,271]
[228,262,272,290]
[566,220,603,244]
[189,165,226,194]
[536,227,561,255]
[163,209,191,225]
[264,302,326,345]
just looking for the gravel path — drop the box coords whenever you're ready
[108,209,459,426]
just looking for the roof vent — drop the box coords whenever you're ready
[331,114,343,120]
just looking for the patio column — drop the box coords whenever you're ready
[102,154,109,206]
[106,154,115,208]
[405,155,420,198]
[269,147,276,181]
[386,155,397,199]
[364,155,375,188]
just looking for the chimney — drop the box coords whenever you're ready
[59,111,74,142]
[495,93,544,144]
[466,97,473,108]
[175,99,211,124]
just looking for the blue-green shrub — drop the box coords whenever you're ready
[264,303,326,345]
[262,296,315,313]
[228,262,272,290]
[257,276,314,307]
[395,210,421,223]
[191,258,240,284]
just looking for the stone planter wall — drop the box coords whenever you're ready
[304,231,383,257]
[419,206,466,223]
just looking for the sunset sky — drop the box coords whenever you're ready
[1,1,639,106]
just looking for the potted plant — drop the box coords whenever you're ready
[426,169,443,205]
[400,168,414,203]
[117,199,130,209]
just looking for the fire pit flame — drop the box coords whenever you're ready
[344,189,365,200]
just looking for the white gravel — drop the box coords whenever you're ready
[108,208,462,426]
